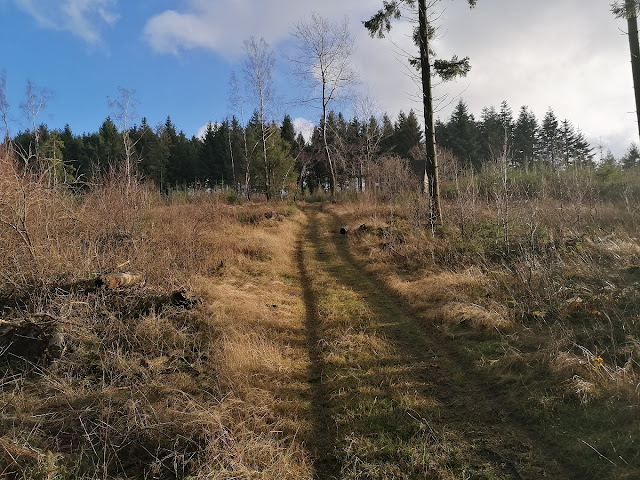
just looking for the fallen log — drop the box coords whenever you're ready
[98,272,144,289]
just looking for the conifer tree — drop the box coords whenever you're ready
[539,108,560,169]
[440,100,480,169]
[393,109,423,160]
[365,0,478,224]
[612,0,640,142]
[513,106,538,169]
[622,143,640,168]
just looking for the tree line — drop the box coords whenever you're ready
[6,95,640,200]
[2,1,639,203]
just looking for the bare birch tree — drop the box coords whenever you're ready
[19,79,53,168]
[291,12,358,198]
[243,37,276,200]
[108,87,145,191]
[0,70,10,150]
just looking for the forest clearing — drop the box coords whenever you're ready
[2,3,640,477]
[2,147,640,479]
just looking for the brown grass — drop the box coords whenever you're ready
[0,152,312,479]
[330,186,640,402]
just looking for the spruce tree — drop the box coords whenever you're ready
[612,0,640,142]
[513,106,538,169]
[539,108,560,169]
[393,109,423,159]
[365,0,478,224]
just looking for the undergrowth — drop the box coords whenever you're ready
[0,153,309,479]
[335,164,640,477]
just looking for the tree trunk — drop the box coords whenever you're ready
[322,87,337,198]
[626,0,640,142]
[418,0,443,225]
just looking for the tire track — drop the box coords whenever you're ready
[298,204,582,479]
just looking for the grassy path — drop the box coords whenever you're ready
[297,204,577,479]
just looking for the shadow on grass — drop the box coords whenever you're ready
[296,207,340,479]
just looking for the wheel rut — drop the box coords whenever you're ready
[298,204,578,479]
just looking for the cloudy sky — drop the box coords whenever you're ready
[0,0,635,157]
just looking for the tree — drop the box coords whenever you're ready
[365,0,478,225]
[393,109,423,160]
[229,71,249,195]
[97,116,125,171]
[18,79,53,169]
[513,106,538,169]
[281,114,296,150]
[243,37,276,200]
[479,106,504,162]
[291,12,357,198]
[439,100,480,169]
[612,0,640,142]
[621,142,640,168]
[108,87,146,191]
[135,118,169,189]
[539,108,560,169]
[0,70,9,149]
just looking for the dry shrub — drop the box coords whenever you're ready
[1,151,310,479]
[335,186,640,403]
[442,302,510,330]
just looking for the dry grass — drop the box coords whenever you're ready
[332,190,640,400]
[0,153,312,479]
[330,186,640,476]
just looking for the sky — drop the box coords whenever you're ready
[0,0,636,158]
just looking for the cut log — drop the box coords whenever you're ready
[98,272,144,289]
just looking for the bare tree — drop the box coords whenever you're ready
[108,87,145,191]
[291,12,358,198]
[0,70,10,149]
[354,92,385,193]
[18,79,53,167]
[243,37,276,200]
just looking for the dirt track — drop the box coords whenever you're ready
[297,205,580,480]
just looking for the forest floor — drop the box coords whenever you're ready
[2,196,638,479]
[296,203,580,479]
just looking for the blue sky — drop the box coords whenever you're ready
[0,0,636,157]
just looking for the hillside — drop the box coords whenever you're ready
[1,155,640,478]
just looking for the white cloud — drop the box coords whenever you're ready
[144,0,637,156]
[293,117,315,142]
[196,121,218,140]
[429,0,636,156]
[142,0,379,58]
[12,0,118,45]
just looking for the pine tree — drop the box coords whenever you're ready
[622,143,640,168]
[513,106,538,169]
[393,109,423,159]
[479,106,504,162]
[135,118,169,189]
[440,100,480,169]
[365,0,478,224]
[539,108,560,169]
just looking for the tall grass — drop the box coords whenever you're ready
[339,163,640,402]
[0,152,311,479]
